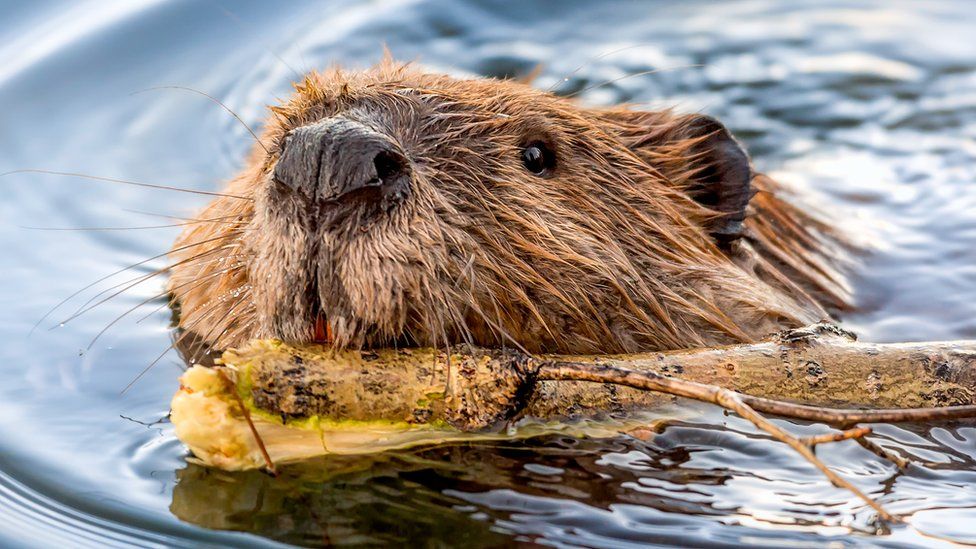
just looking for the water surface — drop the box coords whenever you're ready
[2,1,975,546]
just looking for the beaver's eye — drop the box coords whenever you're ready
[521,142,554,176]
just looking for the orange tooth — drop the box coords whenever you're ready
[313,313,330,344]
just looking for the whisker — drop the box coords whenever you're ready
[59,242,245,329]
[183,286,253,354]
[135,299,173,325]
[120,288,249,395]
[19,218,247,231]
[122,209,250,227]
[546,43,660,93]
[132,86,269,155]
[563,65,704,99]
[68,236,242,319]
[474,288,531,355]
[88,290,177,350]
[37,232,242,334]
[452,254,477,289]
[445,293,475,348]
[87,261,247,350]
[121,331,193,395]
[211,1,303,78]
[223,319,256,347]
[66,244,239,322]
[135,258,247,324]
[1,169,252,200]
[447,255,528,354]
[198,315,239,356]
[65,269,165,325]
[123,209,217,221]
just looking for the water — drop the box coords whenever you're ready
[1,0,975,546]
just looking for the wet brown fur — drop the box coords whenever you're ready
[168,60,849,355]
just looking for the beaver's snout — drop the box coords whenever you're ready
[273,117,411,210]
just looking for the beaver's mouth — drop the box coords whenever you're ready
[306,270,332,344]
[305,294,419,349]
[312,310,331,344]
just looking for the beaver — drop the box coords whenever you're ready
[167,59,849,356]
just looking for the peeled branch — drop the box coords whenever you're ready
[170,323,976,522]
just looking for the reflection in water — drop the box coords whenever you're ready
[172,454,513,547]
[169,434,740,547]
[170,420,976,546]
[1,0,975,547]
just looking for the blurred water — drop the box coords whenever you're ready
[0,0,974,546]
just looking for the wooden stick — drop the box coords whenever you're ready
[171,323,976,523]
[856,437,912,470]
[533,360,976,425]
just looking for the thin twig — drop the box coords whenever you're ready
[718,391,896,522]
[131,86,269,155]
[535,361,911,522]
[217,369,276,474]
[801,426,872,446]
[856,437,912,470]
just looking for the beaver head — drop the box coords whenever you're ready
[168,60,848,355]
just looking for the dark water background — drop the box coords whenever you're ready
[1,0,975,546]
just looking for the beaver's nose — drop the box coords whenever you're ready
[273,117,410,202]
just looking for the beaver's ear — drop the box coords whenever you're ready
[679,115,753,247]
